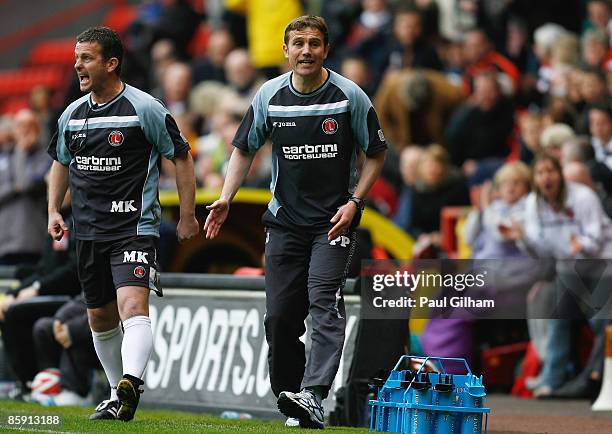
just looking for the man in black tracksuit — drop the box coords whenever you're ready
[204,15,387,429]
[32,296,99,404]
[0,212,80,395]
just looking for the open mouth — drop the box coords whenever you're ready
[541,181,557,194]
[78,74,91,86]
[298,59,314,65]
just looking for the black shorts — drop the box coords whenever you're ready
[76,236,162,309]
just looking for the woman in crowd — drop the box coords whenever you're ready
[502,153,612,398]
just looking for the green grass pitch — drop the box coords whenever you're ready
[0,400,368,433]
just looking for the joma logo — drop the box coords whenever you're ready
[272,121,296,127]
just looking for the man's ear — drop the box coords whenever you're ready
[283,44,289,59]
[107,57,119,74]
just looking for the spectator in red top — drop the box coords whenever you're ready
[462,29,521,96]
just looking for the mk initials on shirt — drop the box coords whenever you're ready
[110,200,137,213]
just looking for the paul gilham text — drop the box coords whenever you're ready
[420,296,494,308]
[372,296,495,309]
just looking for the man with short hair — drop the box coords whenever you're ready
[385,6,442,72]
[445,72,515,184]
[47,26,198,422]
[462,29,520,96]
[589,104,612,169]
[0,108,51,266]
[204,15,387,429]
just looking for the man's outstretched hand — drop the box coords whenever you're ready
[204,199,229,239]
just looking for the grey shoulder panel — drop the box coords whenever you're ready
[328,71,373,152]
[247,73,290,152]
[124,85,177,158]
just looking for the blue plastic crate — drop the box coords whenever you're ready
[369,355,490,434]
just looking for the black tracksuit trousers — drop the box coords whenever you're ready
[263,222,355,399]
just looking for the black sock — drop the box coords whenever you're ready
[123,374,144,387]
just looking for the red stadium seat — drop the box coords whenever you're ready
[440,206,464,257]
[506,125,521,162]
[0,96,29,114]
[481,341,529,392]
[0,66,64,100]
[371,245,390,260]
[103,6,137,33]
[26,38,76,67]
[233,267,264,276]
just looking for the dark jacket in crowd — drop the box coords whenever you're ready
[409,172,471,237]
[445,98,515,166]
[10,214,80,298]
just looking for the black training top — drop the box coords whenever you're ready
[48,84,190,241]
[233,69,387,229]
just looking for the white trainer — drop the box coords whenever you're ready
[277,389,324,429]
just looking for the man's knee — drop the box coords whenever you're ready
[3,304,17,325]
[32,317,54,341]
[120,301,147,319]
[2,299,34,324]
[117,286,149,320]
[87,302,120,332]
[264,311,305,337]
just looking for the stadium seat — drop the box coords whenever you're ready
[0,96,29,114]
[511,341,540,398]
[481,341,529,392]
[103,6,137,33]
[25,38,76,67]
[233,267,264,276]
[0,67,64,100]
[506,126,521,162]
[371,245,390,260]
[440,206,474,258]
[440,207,460,257]
[367,177,398,217]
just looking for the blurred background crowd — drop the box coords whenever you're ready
[4,0,612,260]
[2,0,612,410]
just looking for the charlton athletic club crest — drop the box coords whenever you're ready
[134,266,146,278]
[108,130,124,146]
[322,118,338,135]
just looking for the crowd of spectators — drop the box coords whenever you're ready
[2,0,612,404]
[0,0,609,240]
